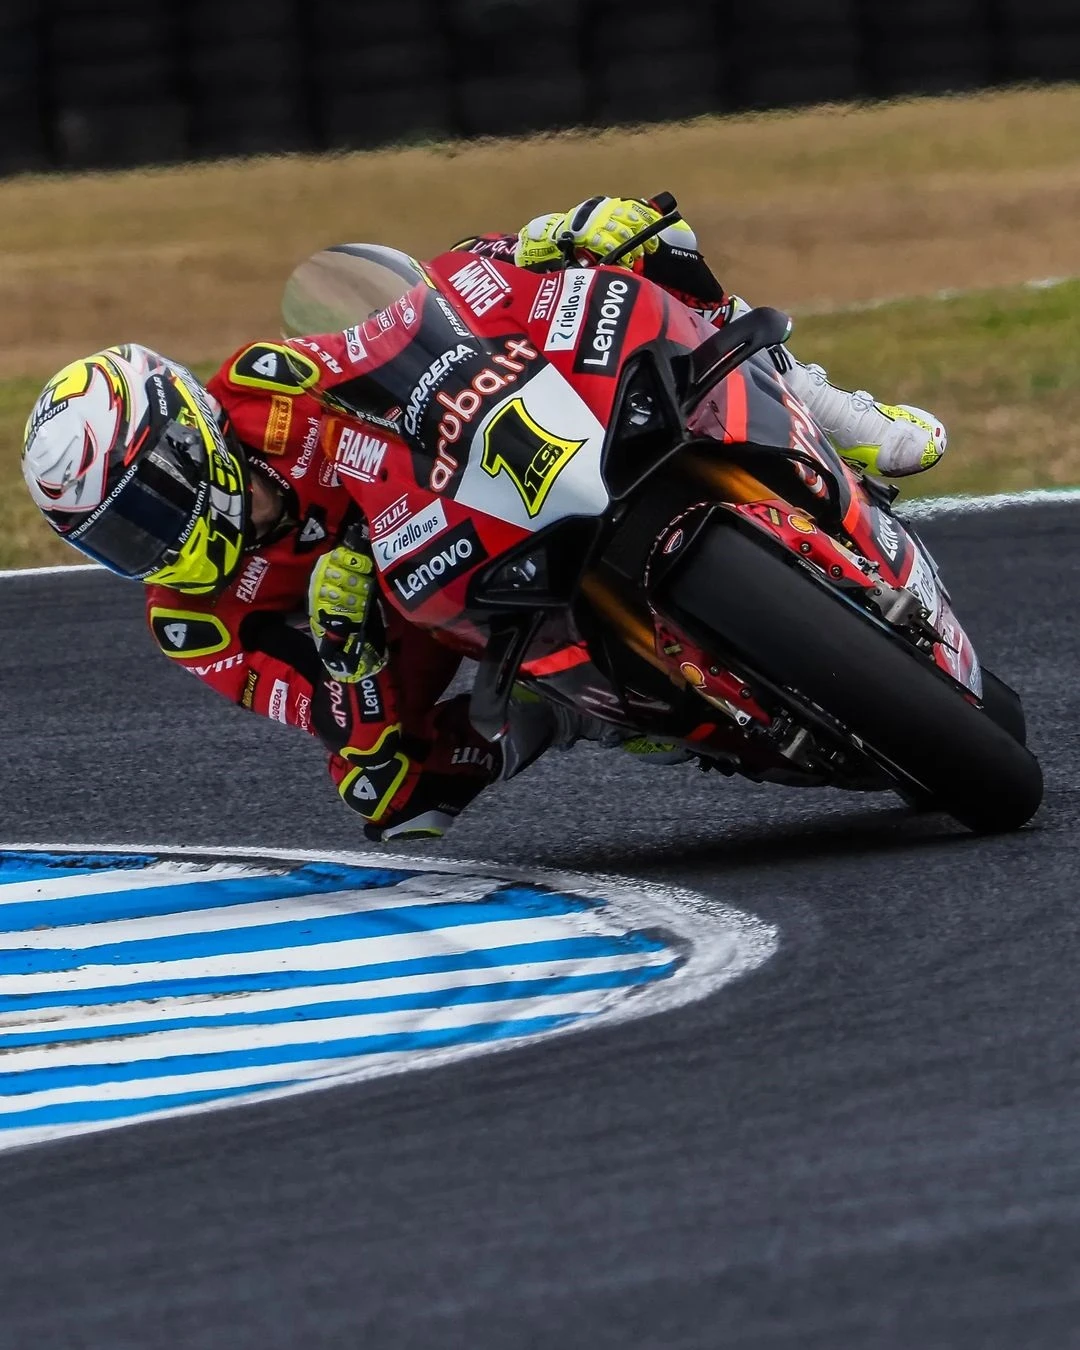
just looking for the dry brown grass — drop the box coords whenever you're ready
[4,85,1080,380]
[3,86,1080,566]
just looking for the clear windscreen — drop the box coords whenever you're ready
[281,244,428,335]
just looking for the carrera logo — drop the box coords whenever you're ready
[403,343,474,438]
[268,678,290,724]
[373,499,447,569]
[448,257,511,318]
[429,337,538,492]
[335,425,387,483]
[529,275,560,324]
[388,519,488,611]
[343,325,367,364]
[235,554,270,604]
[544,270,594,352]
[262,395,293,455]
[572,274,637,375]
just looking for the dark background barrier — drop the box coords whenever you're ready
[5,0,1080,176]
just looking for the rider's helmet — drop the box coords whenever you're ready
[22,344,249,595]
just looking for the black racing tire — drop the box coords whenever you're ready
[980,668,1027,745]
[658,522,1043,833]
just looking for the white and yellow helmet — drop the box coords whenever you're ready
[22,344,250,594]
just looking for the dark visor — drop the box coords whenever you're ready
[68,424,207,579]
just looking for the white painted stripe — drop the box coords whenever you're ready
[0,1034,528,1118]
[900,487,1080,518]
[0,873,515,950]
[0,842,780,1154]
[0,1062,309,1115]
[0,912,637,997]
[0,861,268,906]
[0,949,673,1035]
[796,272,1079,317]
[0,562,102,579]
[0,989,610,1081]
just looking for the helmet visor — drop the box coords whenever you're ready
[66,425,208,579]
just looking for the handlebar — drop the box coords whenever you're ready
[556,191,683,269]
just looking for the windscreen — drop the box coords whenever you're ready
[281,244,428,335]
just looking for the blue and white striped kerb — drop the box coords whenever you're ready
[0,849,688,1151]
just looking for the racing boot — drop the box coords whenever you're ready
[781,357,947,478]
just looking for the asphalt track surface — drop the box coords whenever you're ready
[1,500,1077,1349]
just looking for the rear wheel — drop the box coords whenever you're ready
[659,522,1043,833]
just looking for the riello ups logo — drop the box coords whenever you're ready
[386,519,489,611]
[572,273,639,376]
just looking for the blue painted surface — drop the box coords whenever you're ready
[0,888,600,975]
[0,933,668,1014]
[0,862,417,931]
[0,850,683,1146]
[0,963,678,1050]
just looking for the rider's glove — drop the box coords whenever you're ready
[514,197,663,271]
[308,544,388,683]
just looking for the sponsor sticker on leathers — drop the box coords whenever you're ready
[235,554,270,604]
[343,325,367,364]
[263,395,293,455]
[268,679,290,724]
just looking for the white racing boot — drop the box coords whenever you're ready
[780,356,947,478]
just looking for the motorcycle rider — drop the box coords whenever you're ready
[21,196,947,841]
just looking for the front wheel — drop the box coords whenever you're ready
[658,522,1043,833]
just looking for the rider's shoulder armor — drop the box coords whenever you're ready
[220,341,321,396]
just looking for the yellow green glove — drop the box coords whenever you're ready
[514,197,664,270]
[308,544,387,683]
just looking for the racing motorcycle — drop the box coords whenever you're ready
[281,199,1042,833]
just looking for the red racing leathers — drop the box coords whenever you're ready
[144,230,730,837]
[144,336,501,840]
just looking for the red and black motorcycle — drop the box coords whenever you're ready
[282,202,1042,833]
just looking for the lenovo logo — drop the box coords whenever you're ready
[573,274,636,375]
[388,520,489,611]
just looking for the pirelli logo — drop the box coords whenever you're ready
[262,395,293,455]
